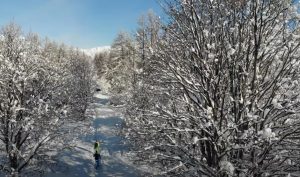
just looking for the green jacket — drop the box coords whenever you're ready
[94,142,101,154]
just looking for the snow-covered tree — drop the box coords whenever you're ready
[105,32,137,104]
[68,49,95,120]
[124,0,300,176]
[94,51,110,78]
[136,10,161,62]
[125,10,163,121]
[0,23,94,176]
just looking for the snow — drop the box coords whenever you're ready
[81,46,111,58]
[207,106,213,118]
[220,160,234,176]
[94,93,110,100]
[262,127,275,139]
[44,91,145,177]
[272,97,283,109]
[192,136,199,144]
[228,47,236,56]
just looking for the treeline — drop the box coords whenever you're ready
[0,23,94,176]
[93,10,160,104]
[94,0,300,176]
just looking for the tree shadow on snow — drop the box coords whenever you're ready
[44,148,94,177]
[95,160,140,177]
[85,116,129,155]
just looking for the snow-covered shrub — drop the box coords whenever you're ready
[0,23,94,176]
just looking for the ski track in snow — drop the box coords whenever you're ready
[45,93,142,177]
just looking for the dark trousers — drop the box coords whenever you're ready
[95,159,100,169]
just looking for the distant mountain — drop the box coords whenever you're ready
[81,46,111,58]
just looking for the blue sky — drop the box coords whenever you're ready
[0,0,163,48]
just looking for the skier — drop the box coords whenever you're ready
[94,140,101,169]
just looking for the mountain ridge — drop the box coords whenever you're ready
[81,46,110,58]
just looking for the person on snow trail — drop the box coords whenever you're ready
[94,140,101,169]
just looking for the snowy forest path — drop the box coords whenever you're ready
[45,93,142,177]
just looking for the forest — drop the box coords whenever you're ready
[1,0,300,177]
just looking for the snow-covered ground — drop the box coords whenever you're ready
[44,92,144,177]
